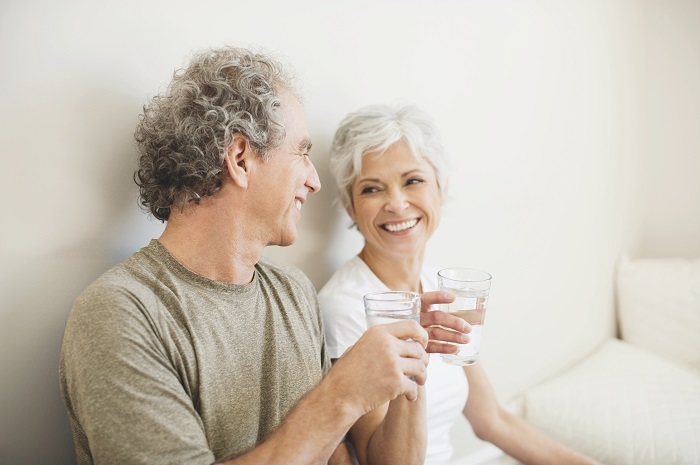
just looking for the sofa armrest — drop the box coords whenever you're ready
[617,257,700,371]
[514,338,700,465]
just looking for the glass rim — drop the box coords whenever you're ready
[363,291,421,302]
[437,268,492,283]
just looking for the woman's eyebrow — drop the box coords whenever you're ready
[357,169,426,184]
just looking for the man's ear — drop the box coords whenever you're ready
[224,134,250,189]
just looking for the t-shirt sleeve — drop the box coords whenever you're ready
[60,286,215,465]
[318,282,368,360]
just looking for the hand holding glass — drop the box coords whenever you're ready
[364,291,422,381]
[364,291,421,327]
[438,268,492,366]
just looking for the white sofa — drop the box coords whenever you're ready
[509,257,700,465]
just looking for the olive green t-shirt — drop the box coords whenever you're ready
[60,240,330,465]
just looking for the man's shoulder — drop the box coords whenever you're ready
[87,245,156,287]
[70,245,164,319]
[257,256,315,292]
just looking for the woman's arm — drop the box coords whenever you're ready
[329,440,356,465]
[462,364,602,465]
[334,360,427,465]
[343,291,470,465]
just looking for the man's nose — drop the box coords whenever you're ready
[305,158,321,193]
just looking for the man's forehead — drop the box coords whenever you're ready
[277,88,312,151]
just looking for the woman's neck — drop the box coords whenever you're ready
[358,246,425,292]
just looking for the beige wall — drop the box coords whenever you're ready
[0,1,697,464]
[638,0,700,258]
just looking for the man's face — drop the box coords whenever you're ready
[247,91,321,247]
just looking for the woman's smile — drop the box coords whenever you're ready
[382,218,420,233]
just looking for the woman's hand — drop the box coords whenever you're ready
[420,291,471,354]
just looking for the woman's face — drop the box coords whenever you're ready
[349,140,442,260]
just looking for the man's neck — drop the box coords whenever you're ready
[158,200,264,285]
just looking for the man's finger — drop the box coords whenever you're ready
[395,339,429,364]
[400,356,428,385]
[401,377,419,402]
[382,320,429,348]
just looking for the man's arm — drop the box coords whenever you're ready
[214,320,430,465]
[463,363,603,465]
[63,286,428,465]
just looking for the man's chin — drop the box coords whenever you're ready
[268,231,298,248]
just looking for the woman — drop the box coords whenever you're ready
[319,104,602,465]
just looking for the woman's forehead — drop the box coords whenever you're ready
[360,145,431,174]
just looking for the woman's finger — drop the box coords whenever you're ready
[421,310,471,333]
[420,290,455,309]
[426,326,470,345]
[426,341,461,354]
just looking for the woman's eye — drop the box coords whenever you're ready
[406,178,424,186]
[361,186,379,194]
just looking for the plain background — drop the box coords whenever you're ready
[1,0,698,463]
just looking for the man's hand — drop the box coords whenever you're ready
[420,291,471,354]
[327,320,429,418]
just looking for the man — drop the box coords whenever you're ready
[59,46,435,465]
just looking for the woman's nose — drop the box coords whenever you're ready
[384,189,408,212]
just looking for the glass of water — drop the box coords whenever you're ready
[364,291,421,328]
[438,268,492,366]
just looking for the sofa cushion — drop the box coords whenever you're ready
[617,257,700,371]
[515,338,700,465]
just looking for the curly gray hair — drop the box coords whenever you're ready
[328,103,449,212]
[134,46,298,221]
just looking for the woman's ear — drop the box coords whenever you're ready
[224,134,249,189]
[345,203,356,222]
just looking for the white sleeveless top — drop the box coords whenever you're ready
[318,256,469,465]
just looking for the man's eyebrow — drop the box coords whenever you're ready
[298,138,312,152]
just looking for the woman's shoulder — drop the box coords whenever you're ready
[319,256,374,297]
[421,262,443,291]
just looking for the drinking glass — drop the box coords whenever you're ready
[438,268,492,366]
[364,291,421,327]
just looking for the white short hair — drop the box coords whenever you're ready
[328,103,449,212]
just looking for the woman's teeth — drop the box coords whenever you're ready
[383,219,418,232]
